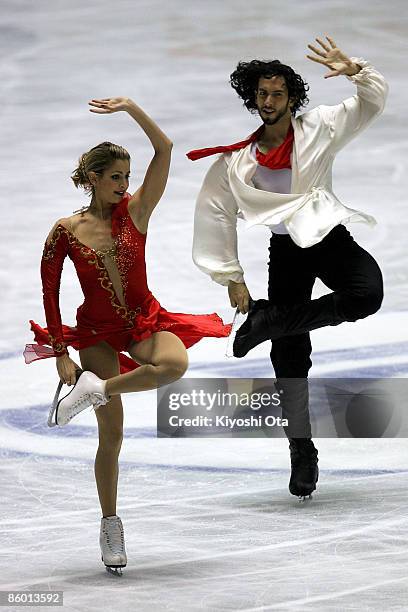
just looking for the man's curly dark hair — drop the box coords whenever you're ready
[230,60,310,116]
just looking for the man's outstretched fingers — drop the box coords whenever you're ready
[306,54,328,66]
[325,35,337,48]
[307,43,326,58]
[316,37,331,52]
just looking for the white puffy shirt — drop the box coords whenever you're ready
[192,58,388,286]
[250,141,291,234]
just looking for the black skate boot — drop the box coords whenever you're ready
[288,438,319,501]
[233,299,274,357]
[233,294,344,358]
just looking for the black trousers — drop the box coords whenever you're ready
[268,224,383,438]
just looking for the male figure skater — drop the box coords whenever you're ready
[188,35,388,498]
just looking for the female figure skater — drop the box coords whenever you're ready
[24,97,230,574]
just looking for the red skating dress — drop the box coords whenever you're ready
[24,194,231,374]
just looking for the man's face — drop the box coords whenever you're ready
[255,76,293,125]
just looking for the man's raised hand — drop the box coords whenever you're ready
[306,35,361,79]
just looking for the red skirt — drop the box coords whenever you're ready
[24,305,232,374]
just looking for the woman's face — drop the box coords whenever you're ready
[93,159,130,204]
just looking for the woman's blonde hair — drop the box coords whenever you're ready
[71,141,130,195]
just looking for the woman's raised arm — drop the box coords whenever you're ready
[89,97,173,232]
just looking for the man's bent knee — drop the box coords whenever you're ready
[339,286,383,322]
[363,287,383,316]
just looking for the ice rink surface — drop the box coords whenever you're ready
[1,0,408,609]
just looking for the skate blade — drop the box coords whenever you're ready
[102,554,126,576]
[105,566,124,576]
[47,369,84,427]
[298,494,313,502]
[225,308,245,358]
[47,380,64,427]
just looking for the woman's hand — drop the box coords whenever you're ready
[88,97,131,113]
[56,354,81,386]
[306,35,361,79]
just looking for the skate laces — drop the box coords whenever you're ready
[67,391,106,419]
[67,393,92,419]
[103,518,125,554]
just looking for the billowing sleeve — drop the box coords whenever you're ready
[40,225,70,356]
[320,57,388,152]
[192,154,245,286]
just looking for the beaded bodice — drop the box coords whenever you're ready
[40,194,149,354]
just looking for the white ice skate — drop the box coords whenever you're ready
[48,370,109,427]
[100,515,127,576]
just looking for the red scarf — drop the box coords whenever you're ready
[186,124,294,170]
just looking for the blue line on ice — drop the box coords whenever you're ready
[1,447,407,476]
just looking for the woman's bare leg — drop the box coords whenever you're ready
[79,341,123,518]
[77,332,187,515]
[105,331,188,397]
